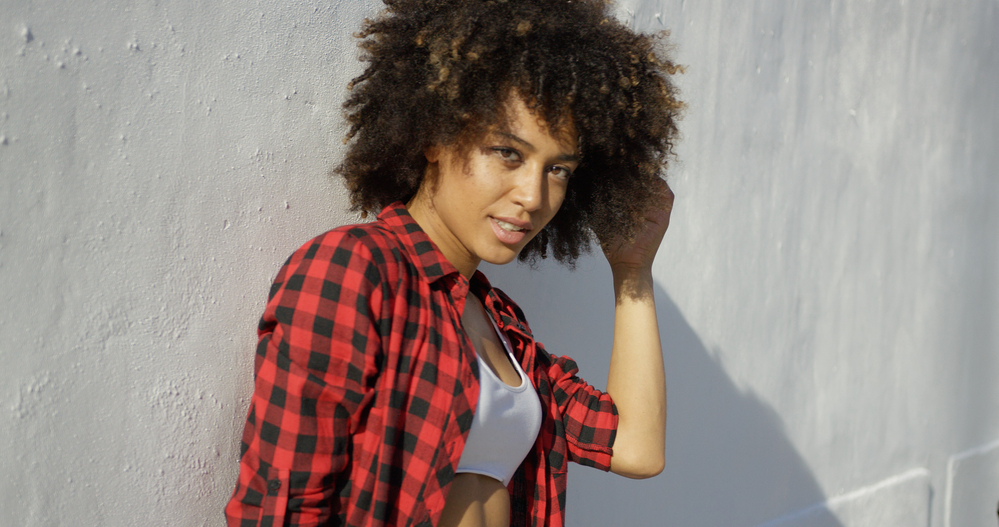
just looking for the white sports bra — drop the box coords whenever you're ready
[455,317,543,486]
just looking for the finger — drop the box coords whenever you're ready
[654,178,674,208]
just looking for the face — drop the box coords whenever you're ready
[406,96,580,277]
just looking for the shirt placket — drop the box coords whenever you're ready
[438,273,482,474]
[479,286,556,527]
[442,273,478,387]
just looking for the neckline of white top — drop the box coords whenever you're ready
[481,315,529,392]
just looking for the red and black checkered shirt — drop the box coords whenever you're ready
[225,202,618,527]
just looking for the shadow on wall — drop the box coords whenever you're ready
[482,261,840,527]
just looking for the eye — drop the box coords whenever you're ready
[491,147,521,163]
[548,165,573,181]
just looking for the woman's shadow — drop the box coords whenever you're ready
[482,259,843,527]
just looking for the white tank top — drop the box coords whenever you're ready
[455,317,543,486]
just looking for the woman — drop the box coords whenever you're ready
[225,0,683,526]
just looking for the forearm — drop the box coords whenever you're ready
[606,267,666,479]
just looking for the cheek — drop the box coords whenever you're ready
[533,188,566,233]
[548,184,568,213]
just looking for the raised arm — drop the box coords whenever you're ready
[603,179,674,479]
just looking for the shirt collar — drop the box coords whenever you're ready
[377,203,519,329]
[377,202,461,284]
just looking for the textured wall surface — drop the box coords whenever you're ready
[0,0,369,524]
[1,0,996,526]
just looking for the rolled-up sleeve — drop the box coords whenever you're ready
[226,231,384,526]
[543,347,618,471]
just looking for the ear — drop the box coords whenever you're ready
[424,144,442,164]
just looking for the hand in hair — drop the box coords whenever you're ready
[600,178,674,275]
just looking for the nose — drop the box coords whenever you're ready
[509,165,546,212]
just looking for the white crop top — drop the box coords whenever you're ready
[455,317,543,486]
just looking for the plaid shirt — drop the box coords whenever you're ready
[225,202,618,527]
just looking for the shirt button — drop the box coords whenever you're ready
[268,480,281,491]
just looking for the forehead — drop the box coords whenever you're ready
[491,96,579,153]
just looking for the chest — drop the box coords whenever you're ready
[365,277,546,438]
[345,273,565,526]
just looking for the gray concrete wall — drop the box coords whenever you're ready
[1,0,996,525]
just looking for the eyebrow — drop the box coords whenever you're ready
[494,131,580,163]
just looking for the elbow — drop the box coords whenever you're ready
[611,451,665,479]
[609,410,667,479]
[630,456,665,479]
[645,455,666,478]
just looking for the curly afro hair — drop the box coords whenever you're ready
[337,0,683,265]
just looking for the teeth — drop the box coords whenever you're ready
[495,219,525,232]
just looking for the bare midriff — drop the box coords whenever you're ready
[437,473,511,527]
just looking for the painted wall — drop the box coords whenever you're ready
[1,0,995,526]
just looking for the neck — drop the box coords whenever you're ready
[405,193,480,279]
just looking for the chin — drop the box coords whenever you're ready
[482,248,521,266]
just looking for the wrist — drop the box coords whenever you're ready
[611,266,655,302]
[610,263,653,280]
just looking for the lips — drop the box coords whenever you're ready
[490,216,532,245]
[494,219,525,232]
